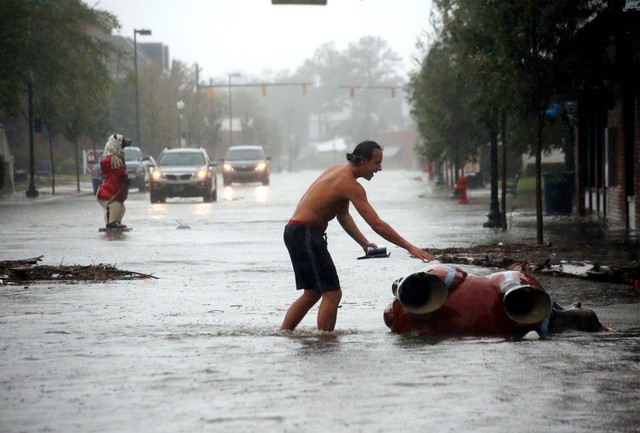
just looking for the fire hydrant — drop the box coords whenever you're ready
[453,175,468,204]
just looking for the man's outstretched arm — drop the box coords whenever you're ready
[349,187,435,261]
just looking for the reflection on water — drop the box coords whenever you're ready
[254,185,269,203]
[223,186,234,201]
[148,201,168,218]
[281,330,346,354]
[193,202,213,216]
[223,185,270,203]
[98,231,129,241]
[299,334,342,353]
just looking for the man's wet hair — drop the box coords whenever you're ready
[346,140,383,165]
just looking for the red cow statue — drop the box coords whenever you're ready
[383,264,611,338]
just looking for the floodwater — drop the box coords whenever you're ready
[1,170,639,433]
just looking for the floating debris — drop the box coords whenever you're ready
[0,256,157,285]
[428,243,640,286]
[175,220,191,229]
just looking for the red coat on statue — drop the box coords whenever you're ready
[97,154,129,203]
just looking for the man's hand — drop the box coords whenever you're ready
[362,241,377,253]
[408,245,435,262]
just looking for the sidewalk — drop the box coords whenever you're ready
[0,181,94,205]
[427,181,640,265]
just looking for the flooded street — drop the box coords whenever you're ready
[1,170,639,433]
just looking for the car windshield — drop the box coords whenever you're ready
[226,148,264,160]
[124,148,140,162]
[158,152,206,166]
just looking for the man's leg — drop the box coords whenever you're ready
[317,289,342,332]
[280,289,321,331]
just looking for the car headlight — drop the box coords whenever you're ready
[196,169,209,179]
[255,162,267,171]
[151,169,163,180]
[223,163,234,172]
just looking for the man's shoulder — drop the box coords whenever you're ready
[322,165,358,184]
[322,164,344,175]
[323,163,356,177]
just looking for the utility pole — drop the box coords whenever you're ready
[133,28,152,147]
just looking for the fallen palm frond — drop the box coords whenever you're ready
[0,256,157,284]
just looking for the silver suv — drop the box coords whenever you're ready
[222,145,270,186]
[150,148,217,203]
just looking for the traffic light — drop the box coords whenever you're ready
[391,87,396,98]
[207,88,216,99]
[262,85,267,96]
[350,87,355,97]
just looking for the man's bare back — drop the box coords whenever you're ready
[290,164,357,230]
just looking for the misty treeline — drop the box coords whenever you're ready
[409,0,605,235]
[0,0,119,173]
[0,0,405,170]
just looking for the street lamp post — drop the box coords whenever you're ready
[228,73,240,146]
[134,28,152,147]
[483,130,502,228]
[25,79,38,198]
[176,100,185,147]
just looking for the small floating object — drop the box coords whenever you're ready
[358,245,391,260]
[175,220,191,229]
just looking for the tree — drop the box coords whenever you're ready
[107,58,226,160]
[409,40,485,176]
[296,42,351,125]
[293,37,405,144]
[0,0,121,188]
[340,37,403,140]
[412,0,602,240]
[0,0,119,122]
[434,0,528,228]
[485,0,600,241]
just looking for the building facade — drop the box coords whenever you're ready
[574,0,639,230]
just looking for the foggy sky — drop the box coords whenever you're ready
[93,0,434,82]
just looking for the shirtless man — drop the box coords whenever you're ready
[280,140,435,332]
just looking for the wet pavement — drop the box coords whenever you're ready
[1,170,639,433]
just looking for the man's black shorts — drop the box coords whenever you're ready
[283,222,340,293]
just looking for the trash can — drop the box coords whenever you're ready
[542,172,574,214]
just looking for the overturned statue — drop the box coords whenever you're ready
[383,264,612,338]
